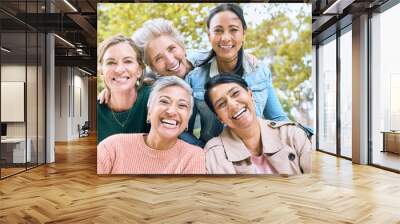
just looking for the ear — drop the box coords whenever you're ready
[97,65,102,76]
[247,87,253,97]
[146,113,151,123]
[207,28,211,41]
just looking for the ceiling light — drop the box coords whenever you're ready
[63,0,78,12]
[78,68,92,76]
[1,47,11,53]
[323,0,355,15]
[54,34,75,48]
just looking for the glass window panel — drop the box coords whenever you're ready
[340,29,352,158]
[38,32,45,165]
[318,37,337,154]
[371,3,400,171]
[1,30,27,177]
[27,31,38,169]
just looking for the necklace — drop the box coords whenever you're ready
[111,107,133,128]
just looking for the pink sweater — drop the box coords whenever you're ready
[97,134,206,174]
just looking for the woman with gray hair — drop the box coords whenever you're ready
[132,18,200,79]
[97,76,206,174]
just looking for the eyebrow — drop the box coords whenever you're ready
[212,24,241,29]
[159,95,189,103]
[104,56,135,62]
[214,87,238,106]
[153,44,175,60]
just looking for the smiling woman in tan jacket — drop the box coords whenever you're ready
[203,74,312,175]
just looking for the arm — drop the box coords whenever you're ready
[293,127,312,174]
[262,66,288,121]
[97,88,110,104]
[97,142,114,174]
[186,50,211,68]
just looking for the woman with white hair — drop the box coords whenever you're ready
[97,76,206,174]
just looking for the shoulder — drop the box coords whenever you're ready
[263,119,296,129]
[99,133,142,148]
[204,137,236,174]
[186,62,211,81]
[97,101,109,111]
[262,119,309,146]
[177,140,205,161]
[138,85,151,97]
[204,137,225,158]
[178,140,204,154]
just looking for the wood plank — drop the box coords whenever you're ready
[0,134,399,223]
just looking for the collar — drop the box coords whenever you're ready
[220,118,284,162]
[209,53,256,78]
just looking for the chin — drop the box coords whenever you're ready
[158,131,180,141]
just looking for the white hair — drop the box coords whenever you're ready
[132,18,185,66]
[147,76,194,117]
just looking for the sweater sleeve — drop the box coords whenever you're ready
[182,146,207,174]
[97,141,115,174]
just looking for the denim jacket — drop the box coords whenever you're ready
[185,54,288,144]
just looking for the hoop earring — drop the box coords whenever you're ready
[146,118,150,124]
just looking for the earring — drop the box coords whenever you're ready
[185,127,188,132]
[146,118,150,124]
[136,80,140,87]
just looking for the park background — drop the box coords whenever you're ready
[97,3,313,129]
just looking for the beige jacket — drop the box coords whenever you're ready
[204,118,312,175]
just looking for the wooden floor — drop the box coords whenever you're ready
[372,150,400,171]
[1,135,400,223]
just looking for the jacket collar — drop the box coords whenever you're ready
[209,53,256,78]
[220,118,283,162]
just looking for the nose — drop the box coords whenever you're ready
[221,32,232,42]
[115,63,126,74]
[227,97,240,109]
[166,104,178,115]
[165,53,175,66]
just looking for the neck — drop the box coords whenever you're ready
[216,55,238,73]
[108,88,137,112]
[234,119,262,156]
[145,131,177,150]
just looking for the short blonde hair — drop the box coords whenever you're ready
[97,35,145,88]
[132,18,186,67]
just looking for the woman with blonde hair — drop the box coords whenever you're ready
[97,35,150,143]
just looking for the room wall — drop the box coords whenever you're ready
[54,67,89,141]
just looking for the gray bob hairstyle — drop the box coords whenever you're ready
[147,76,194,117]
[132,18,186,67]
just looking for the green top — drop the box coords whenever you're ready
[97,85,151,144]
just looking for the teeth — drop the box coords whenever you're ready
[232,108,246,120]
[161,119,177,126]
[168,62,180,71]
[219,45,233,49]
[112,77,129,81]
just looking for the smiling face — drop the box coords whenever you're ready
[146,35,190,78]
[102,42,142,93]
[208,10,245,63]
[209,82,256,130]
[148,85,191,141]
